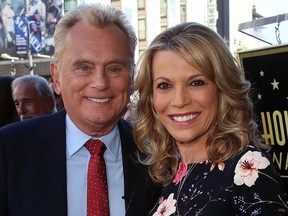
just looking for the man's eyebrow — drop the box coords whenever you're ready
[104,59,130,66]
[71,58,130,67]
[71,59,94,67]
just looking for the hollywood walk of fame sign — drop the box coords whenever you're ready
[238,43,288,193]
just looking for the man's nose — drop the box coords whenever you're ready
[90,70,110,90]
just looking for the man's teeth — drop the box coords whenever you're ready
[173,114,198,122]
[88,97,111,103]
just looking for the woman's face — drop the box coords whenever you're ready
[152,50,219,147]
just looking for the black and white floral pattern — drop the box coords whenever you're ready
[149,145,288,216]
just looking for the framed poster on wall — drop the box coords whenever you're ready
[0,0,63,56]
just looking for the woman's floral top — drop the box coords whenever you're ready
[149,145,288,216]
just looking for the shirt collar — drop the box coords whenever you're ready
[66,114,120,161]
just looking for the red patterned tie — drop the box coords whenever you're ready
[85,139,110,216]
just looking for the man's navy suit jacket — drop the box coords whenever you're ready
[0,110,161,216]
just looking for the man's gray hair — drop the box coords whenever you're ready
[53,3,137,67]
[12,75,56,113]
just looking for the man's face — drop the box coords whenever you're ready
[13,83,50,120]
[51,22,132,136]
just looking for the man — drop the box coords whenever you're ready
[12,74,56,120]
[0,4,161,216]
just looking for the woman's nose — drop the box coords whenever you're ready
[171,87,191,108]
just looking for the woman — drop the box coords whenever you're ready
[133,22,288,215]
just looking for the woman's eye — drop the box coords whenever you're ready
[157,82,170,89]
[191,79,205,86]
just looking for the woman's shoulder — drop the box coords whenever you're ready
[229,144,272,166]
[226,144,283,185]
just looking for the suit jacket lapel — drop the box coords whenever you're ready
[119,119,162,216]
[118,119,136,207]
[30,110,68,215]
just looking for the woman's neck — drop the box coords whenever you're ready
[177,141,208,164]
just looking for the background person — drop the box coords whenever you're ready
[46,0,62,37]
[1,0,15,47]
[133,22,288,215]
[0,4,161,216]
[0,75,20,127]
[12,74,56,120]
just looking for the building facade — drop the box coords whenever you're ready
[0,0,272,77]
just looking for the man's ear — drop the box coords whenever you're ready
[50,62,61,95]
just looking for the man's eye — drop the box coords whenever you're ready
[78,65,89,72]
[25,100,32,105]
[157,82,170,89]
[110,67,121,73]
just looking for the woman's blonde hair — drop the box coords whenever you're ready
[133,22,266,186]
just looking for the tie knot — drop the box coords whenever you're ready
[85,139,106,156]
